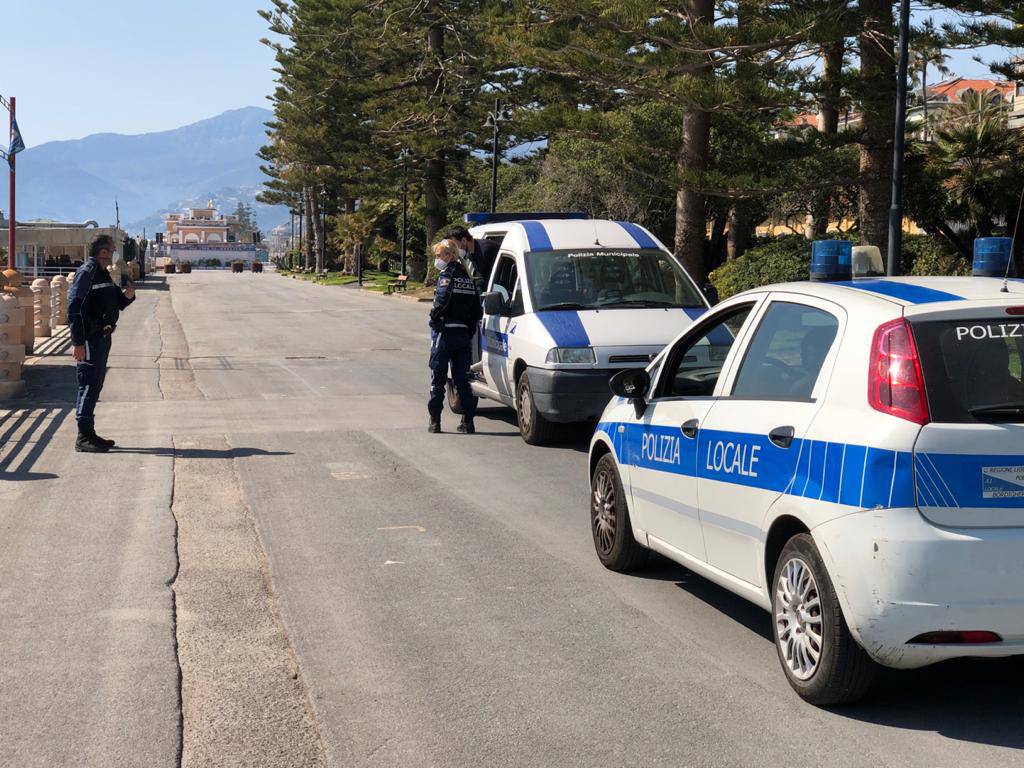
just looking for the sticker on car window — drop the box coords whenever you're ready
[954,324,1024,341]
[982,465,1024,498]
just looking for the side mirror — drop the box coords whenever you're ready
[609,369,650,418]
[483,291,508,316]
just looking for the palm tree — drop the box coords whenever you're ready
[910,20,950,142]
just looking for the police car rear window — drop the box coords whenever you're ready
[912,320,1024,423]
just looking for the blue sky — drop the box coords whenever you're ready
[4,0,277,146]
[1,2,1016,148]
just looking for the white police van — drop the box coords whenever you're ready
[588,237,1024,704]
[461,213,709,444]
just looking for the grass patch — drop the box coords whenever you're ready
[279,269,423,292]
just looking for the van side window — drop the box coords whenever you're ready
[491,255,523,316]
[732,302,838,400]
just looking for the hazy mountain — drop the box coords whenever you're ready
[16,106,287,235]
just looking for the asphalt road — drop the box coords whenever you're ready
[3,269,1024,767]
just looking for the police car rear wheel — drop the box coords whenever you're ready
[516,372,555,445]
[772,534,876,705]
[591,454,647,572]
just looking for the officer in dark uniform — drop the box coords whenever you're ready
[68,234,135,453]
[428,239,482,433]
[447,227,500,290]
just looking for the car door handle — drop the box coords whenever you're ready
[769,426,795,449]
[681,419,699,439]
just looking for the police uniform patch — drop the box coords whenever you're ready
[438,277,451,287]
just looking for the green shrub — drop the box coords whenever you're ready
[710,232,966,299]
[710,235,811,299]
[902,234,969,277]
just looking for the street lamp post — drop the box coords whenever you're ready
[886,0,912,276]
[484,99,513,213]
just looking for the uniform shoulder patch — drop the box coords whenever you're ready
[438,277,451,287]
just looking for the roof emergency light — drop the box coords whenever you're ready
[810,240,852,282]
[973,237,1013,277]
[852,245,883,278]
[464,211,589,225]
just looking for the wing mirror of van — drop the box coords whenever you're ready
[483,291,509,316]
[609,369,650,418]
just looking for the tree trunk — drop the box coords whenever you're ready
[808,41,844,239]
[302,188,315,270]
[726,203,754,261]
[310,191,323,273]
[921,64,928,142]
[424,153,447,257]
[857,0,895,261]
[673,0,715,284]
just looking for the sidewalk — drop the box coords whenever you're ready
[0,283,180,768]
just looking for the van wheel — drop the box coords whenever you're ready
[772,534,876,705]
[446,379,465,415]
[516,371,555,445]
[591,454,647,571]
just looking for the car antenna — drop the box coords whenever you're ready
[592,219,602,247]
[1000,185,1024,293]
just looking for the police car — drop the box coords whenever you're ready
[588,238,1024,704]
[460,213,709,444]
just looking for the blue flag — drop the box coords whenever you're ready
[9,119,25,164]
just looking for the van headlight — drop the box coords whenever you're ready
[546,347,596,365]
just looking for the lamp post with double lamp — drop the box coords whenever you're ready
[484,99,513,213]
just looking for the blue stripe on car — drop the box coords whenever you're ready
[616,221,659,249]
[833,279,963,304]
[520,220,553,251]
[536,311,591,347]
[594,422,919,509]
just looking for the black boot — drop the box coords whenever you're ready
[93,432,116,449]
[457,417,475,434]
[428,417,442,434]
[75,429,111,453]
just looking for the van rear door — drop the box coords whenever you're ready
[908,305,1024,527]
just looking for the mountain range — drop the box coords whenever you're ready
[15,106,288,235]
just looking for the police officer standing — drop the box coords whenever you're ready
[68,234,135,453]
[428,239,482,434]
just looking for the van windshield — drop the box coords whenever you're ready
[912,319,1024,423]
[524,248,705,311]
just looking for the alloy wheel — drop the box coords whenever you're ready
[592,469,616,556]
[775,557,823,680]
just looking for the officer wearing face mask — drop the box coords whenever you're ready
[428,239,482,434]
[447,227,499,291]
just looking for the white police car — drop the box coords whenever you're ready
[588,238,1024,704]
[462,213,709,444]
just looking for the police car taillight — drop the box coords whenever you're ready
[868,318,930,425]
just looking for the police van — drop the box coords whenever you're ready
[459,213,709,444]
[588,237,1024,704]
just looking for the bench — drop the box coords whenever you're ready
[385,275,410,295]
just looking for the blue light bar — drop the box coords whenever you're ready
[810,240,853,282]
[463,211,589,225]
[973,237,1013,277]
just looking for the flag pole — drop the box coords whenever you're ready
[8,96,14,271]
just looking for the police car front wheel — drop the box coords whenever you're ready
[772,534,876,705]
[516,372,555,445]
[590,454,648,572]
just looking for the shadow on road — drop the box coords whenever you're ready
[637,550,1024,747]
[0,405,70,482]
[31,333,73,358]
[136,276,169,291]
[112,446,293,459]
[477,405,591,452]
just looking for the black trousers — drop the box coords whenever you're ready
[428,328,478,420]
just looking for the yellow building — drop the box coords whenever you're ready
[165,201,238,244]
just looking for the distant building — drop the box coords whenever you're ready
[1011,57,1024,131]
[164,201,239,244]
[0,214,126,276]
